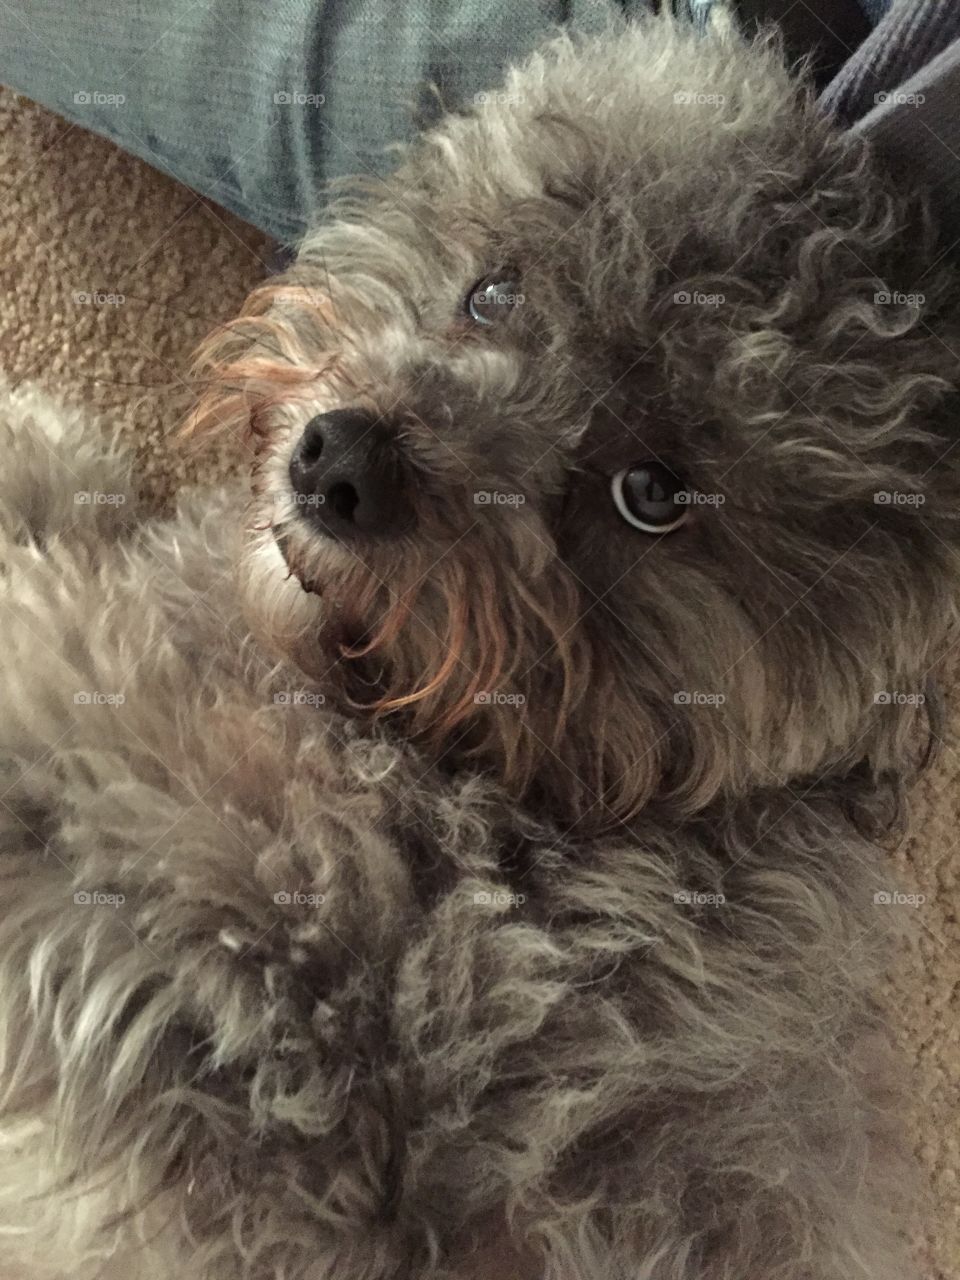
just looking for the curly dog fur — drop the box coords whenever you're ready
[1,16,959,1279]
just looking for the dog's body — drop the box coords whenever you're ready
[2,17,959,1279]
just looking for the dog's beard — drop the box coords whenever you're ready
[253,496,596,795]
[231,405,685,831]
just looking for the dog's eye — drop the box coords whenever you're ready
[612,462,689,533]
[466,272,522,326]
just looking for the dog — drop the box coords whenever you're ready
[0,14,958,1279]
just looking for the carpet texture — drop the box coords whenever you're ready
[0,87,957,1279]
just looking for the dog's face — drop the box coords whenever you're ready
[194,27,960,829]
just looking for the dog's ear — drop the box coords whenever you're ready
[184,282,338,443]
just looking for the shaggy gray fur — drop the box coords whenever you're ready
[2,16,959,1280]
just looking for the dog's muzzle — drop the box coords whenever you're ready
[288,409,412,540]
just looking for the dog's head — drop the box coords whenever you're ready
[192,22,960,830]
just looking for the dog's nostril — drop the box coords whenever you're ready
[298,419,325,467]
[326,481,359,522]
[288,407,412,541]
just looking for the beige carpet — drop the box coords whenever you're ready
[0,87,957,1279]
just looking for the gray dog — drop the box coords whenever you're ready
[0,15,957,1280]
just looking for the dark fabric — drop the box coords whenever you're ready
[859,0,893,20]
[815,1,960,233]
[736,0,871,88]
[821,0,960,121]
[854,41,960,229]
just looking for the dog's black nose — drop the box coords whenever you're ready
[288,409,410,539]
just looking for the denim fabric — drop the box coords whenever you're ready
[1,0,955,244]
[0,0,650,242]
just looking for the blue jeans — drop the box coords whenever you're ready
[0,0,648,242]
[2,2,959,244]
